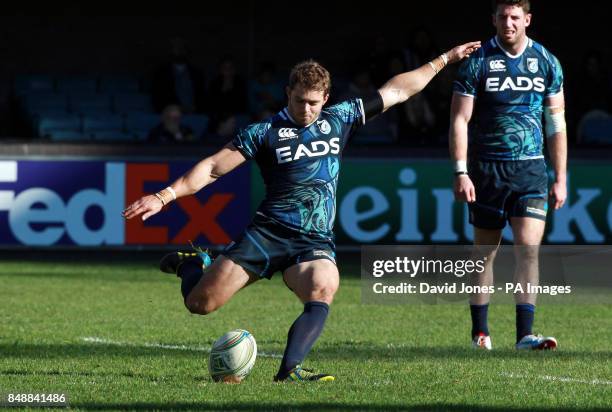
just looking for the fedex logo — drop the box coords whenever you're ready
[485,76,545,92]
[276,137,340,164]
[0,160,250,246]
[0,161,125,246]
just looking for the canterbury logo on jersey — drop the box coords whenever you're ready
[276,137,340,164]
[485,76,545,92]
[278,128,298,138]
[489,60,506,71]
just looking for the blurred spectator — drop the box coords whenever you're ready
[368,35,395,87]
[387,54,436,146]
[151,37,207,113]
[249,61,284,120]
[572,51,612,143]
[342,66,396,142]
[346,67,377,97]
[401,92,436,145]
[401,27,439,71]
[207,113,239,142]
[148,105,194,142]
[576,109,611,145]
[207,55,248,132]
[396,27,440,145]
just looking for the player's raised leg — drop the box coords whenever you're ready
[275,259,339,382]
[175,255,259,315]
[511,217,556,350]
[470,227,502,350]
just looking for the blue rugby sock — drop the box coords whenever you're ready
[470,304,490,338]
[277,301,329,379]
[516,303,535,342]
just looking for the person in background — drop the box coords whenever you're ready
[207,55,248,132]
[148,104,194,142]
[152,37,207,114]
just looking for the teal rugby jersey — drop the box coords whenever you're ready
[454,37,564,160]
[233,98,365,239]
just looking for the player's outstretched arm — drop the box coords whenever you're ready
[122,143,247,221]
[377,41,480,112]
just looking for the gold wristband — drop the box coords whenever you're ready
[428,54,448,74]
[154,192,166,206]
[154,189,174,206]
[428,61,439,74]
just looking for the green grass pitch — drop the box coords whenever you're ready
[1,257,611,411]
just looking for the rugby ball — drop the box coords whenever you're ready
[208,329,257,383]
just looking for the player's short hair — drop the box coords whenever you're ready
[492,0,530,13]
[289,60,331,95]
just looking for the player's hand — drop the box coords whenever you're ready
[549,181,567,210]
[454,174,476,203]
[446,41,482,64]
[122,195,164,221]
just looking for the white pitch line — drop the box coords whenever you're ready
[81,336,282,359]
[501,371,612,386]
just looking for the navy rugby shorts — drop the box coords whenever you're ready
[468,159,548,230]
[222,213,336,279]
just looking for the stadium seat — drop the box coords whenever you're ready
[38,114,82,138]
[83,113,125,137]
[578,113,612,144]
[130,128,152,141]
[22,92,69,114]
[13,74,54,95]
[91,130,136,141]
[124,112,159,140]
[99,75,140,93]
[48,129,87,141]
[114,93,153,113]
[182,114,209,139]
[70,93,113,114]
[31,108,69,118]
[56,76,98,93]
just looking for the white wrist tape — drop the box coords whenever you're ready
[441,53,449,66]
[454,160,468,173]
[166,186,177,200]
[544,106,566,137]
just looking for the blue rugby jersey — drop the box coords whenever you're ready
[454,37,564,161]
[232,99,365,239]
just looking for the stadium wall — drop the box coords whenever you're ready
[2,154,612,249]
